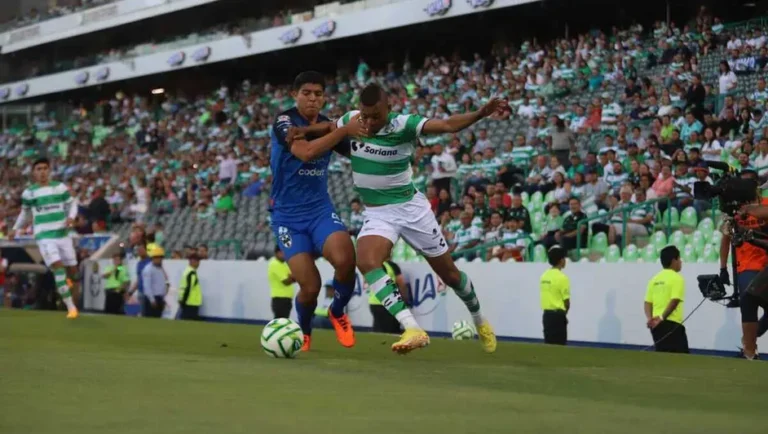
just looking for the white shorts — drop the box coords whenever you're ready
[38,238,78,267]
[359,192,448,258]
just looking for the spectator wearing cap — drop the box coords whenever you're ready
[556,198,588,252]
[645,246,689,354]
[540,246,570,345]
[178,253,202,321]
[431,143,457,197]
[524,155,553,195]
[142,246,168,318]
[268,246,295,319]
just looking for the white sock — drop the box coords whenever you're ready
[395,310,421,330]
[53,269,76,311]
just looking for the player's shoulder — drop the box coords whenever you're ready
[274,107,299,126]
[338,110,361,126]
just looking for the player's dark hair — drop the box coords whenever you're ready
[350,198,361,205]
[547,246,567,267]
[360,84,385,106]
[660,246,680,269]
[32,157,50,169]
[293,71,325,91]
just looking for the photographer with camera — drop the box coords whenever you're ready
[696,165,768,359]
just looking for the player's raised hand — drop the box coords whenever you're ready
[344,114,369,138]
[478,98,508,118]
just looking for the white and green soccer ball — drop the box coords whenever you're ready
[451,320,476,340]
[261,318,304,358]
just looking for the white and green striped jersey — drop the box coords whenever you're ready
[454,225,482,249]
[446,218,462,234]
[338,111,427,205]
[502,229,528,250]
[16,182,76,240]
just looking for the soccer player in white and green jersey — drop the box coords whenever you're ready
[9,158,79,319]
[337,84,503,354]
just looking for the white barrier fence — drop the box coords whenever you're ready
[83,259,757,353]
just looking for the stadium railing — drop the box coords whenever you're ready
[574,197,674,261]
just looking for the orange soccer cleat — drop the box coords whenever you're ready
[301,335,311,352]
[328,310,356,348]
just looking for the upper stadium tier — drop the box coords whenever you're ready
[0,0,533,102]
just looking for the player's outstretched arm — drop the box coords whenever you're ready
[421,98,506,135]
[293,121,336,138]
[288,116,366,162]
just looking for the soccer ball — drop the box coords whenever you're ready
[261,318,304,358]
[451,320,476,340]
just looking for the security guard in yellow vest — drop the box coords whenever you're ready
[178,253,202,320]
[540,246,570,345]
[102,253,131,315]
[268,247,295,319]
[370,260,408,333]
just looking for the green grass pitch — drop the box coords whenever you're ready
[1,309,767,434]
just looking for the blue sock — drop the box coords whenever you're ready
[294,297,315,336]
[329,278,354,318]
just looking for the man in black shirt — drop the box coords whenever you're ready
[88,187,111,233]
[624,78,642,100]
[507,194,532,233]
[557,198,588,251]
[719,108,740,138]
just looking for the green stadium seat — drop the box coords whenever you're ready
[532,212,545,233]
[604,245,621,263]
[710,230,723,246]
[651,231,667,252]
[690,230,706,255]
[623,244,639,262]
[521,191,530,206]
[701,244,719,262]
[698,218,715,239]
[530,191,543,207]
[660,208,681,229]
[533,244,547,263]
[680,207,698,229]
[669,230,686,248]
[642,244,658,262]
[682,244,698,262]
[591,232,608,254]
[544,190,555,203]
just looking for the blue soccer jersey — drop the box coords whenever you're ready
[269,107,349,259]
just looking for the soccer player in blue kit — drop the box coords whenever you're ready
[270,71,363,351]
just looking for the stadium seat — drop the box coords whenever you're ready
[533,244,547,263]
[680,207,698,229]
[701,244,719,262]
[521,191,530,206]
[650,231,667,252]
[604,245,620,263]
[591,232,608,254]
[682,244,698,262]
[698,218,715,240]
[660,208,681,229]
[710,230,723,246]
[669,230,686,248]
[530,191,543,208]
[690,231,706,255]
[623,244,639,262]
[642,245,658,262]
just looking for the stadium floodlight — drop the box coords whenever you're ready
[151,88,165,95]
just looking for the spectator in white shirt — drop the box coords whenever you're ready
[218,152,238,185]
[727,35,743,51]
[700,127,723,162]
[718,61,738,95]
[430,143,457,196]
[473,129,492,154]
[753,138,768,176]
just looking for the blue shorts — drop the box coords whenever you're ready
[271,209,348,261]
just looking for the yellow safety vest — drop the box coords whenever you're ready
[369,262,397,306]
[268,258,294,298]
[104,265,129,291]
[178,266,202,306]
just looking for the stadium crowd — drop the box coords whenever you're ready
[1,6,767,264]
